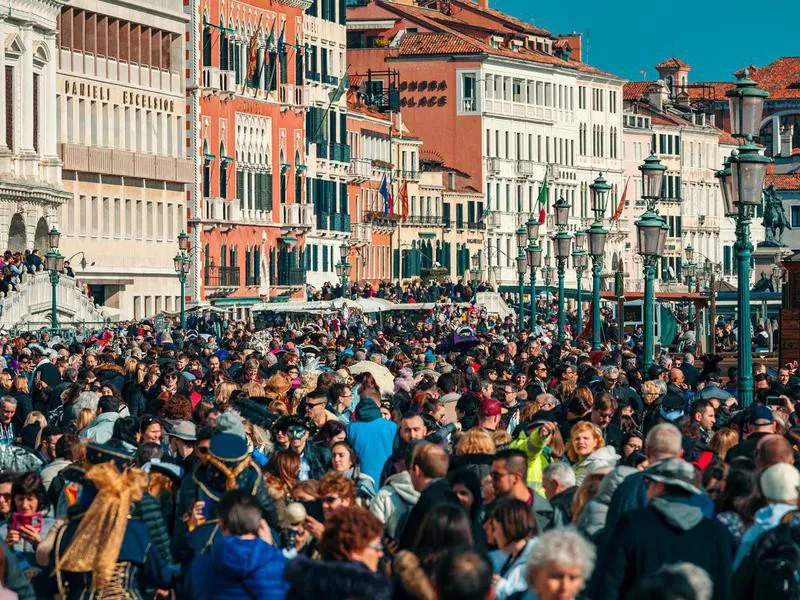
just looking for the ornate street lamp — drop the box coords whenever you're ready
[45,227,64,331]
[587,173,611,350]
[542,264,553,321]
[470,254,481,288]
[722,70,771,407]
[553,197,573,341]
[636,209,668,369]
[174,231,191,329]
[572,231,588,335]
[682,244,697,322]
[526,215,541,326]
[516,249,527,326]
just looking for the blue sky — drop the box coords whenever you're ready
[492,0,797,82]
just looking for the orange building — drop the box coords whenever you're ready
[186,0,312,315]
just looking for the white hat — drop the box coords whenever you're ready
[761,463,800,504]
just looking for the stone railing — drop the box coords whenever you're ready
[0,270,108,328]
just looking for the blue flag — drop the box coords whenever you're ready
[379,175,392,214]
[277,23,286,55]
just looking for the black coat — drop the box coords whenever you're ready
[398,478,462,550]
[725,431,773,464]
[284,556,393,600]
[591,498,732,600]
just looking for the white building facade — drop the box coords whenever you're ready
[55,0,191,319]
[0,0,70,254]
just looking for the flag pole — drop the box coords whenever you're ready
[391,108,401,284]
[310,64,350,147]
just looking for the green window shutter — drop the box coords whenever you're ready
[264,173,273,212]
[236,169,245,209]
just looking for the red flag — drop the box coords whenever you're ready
[399,182,409,221]
[611,177,630,221]
[246,16,263,81]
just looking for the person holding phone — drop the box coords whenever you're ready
[0,472,54,585]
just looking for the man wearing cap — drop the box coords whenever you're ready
[594,457,733,600]
[167,420,197,473]
[725,405,777,464]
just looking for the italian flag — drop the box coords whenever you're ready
[537,178,548,224]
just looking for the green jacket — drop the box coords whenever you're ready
[509,428,551,497]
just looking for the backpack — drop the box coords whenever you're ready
[752,514,800,598]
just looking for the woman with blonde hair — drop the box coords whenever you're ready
[214,381,240,409]
[566,421,619,485]
[23,411,48,429]
[455,429,496,456]
[75,408,96,434]
[709,427,740,460]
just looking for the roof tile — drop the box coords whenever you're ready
[765,173,800,191]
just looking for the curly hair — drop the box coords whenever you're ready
[318,471,356,503]
[566,421,605,463]
[159,394,193,421]
[320,506,383,561]
[455,429,496,456]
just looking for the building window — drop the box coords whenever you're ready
[461,73,477,112]
[792,206,800,228]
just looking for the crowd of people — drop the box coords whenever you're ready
[0,294,796,600]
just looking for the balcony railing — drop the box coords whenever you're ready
[276,268,306,287]
[364,210,400,227]
[316,212,351,232]
[405,215,446,226]
[350,222,373,245]
[348,157,372,181]
[279,83,293,105]
[330,143,351,163]
[398,169,419,181]
[516,160,536,177]
[467,221,486,231]
[322,74,339,86]
[205,266,240,288]
[202,66,220,92]
[306,71,320,82]
[281,203,313,228]
[219,69,236,93]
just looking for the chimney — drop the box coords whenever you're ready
[647,80,668,112]
[780,125,794,157]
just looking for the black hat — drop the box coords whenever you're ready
[662,388,685,411]
[647,364,666,380]
[86,440,134,471]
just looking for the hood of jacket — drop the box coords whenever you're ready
[595,465,637,504]
[209,535,278,579]
[650,495,704,531]
[383,470,421,505]
[753,503,796,530]
[354,398,382,423]
[580,445,621,473]
[284,556,393,600]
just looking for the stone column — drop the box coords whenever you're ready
[773,115,781,157]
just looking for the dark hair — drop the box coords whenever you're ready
[331,440,359,468]
[55,434,82,461]
[715,464,765,526]
[136,442,163,466]
[218,489,262,536]
[437,372,458,394]
[98,396,120,414]
[487,496,536,542]
[197,425,222,442]
[327,382,348,403]
[627,567,700,600]
[411,503,473,571]
[433,548,493,600]
[447,468,482,522]
[315,420,346,447]
[593,392,617,413]
[691,398,712,418]
[11,472,46,511]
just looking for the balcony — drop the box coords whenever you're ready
[294,85,304,106]
[331,213,351,232]
[330,143,351,163]
[483,98,555,122]
[322,74,339,86]
[683,215,720,230]
[486,212,503,229]
[348,157,372,182]
[350,222,373,245]
[306,71,320,82]
[405,215,446,226]
[516,160,536,177]
[276,267,306,287]
[399,169,419,181]
[554,167,578,183]
[467,221,486,231]
[202,66,220,94]
[205,266,240,289]
[281,203,313,229]
[364,210,400,228]
[316,142,328,160]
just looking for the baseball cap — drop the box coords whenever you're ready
[749,404,775,426]
[479,398,502,417]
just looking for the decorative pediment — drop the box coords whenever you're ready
[5,33,25,56]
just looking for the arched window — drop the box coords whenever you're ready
[202,17,212,67]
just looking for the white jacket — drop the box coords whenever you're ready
[369,470,420,540]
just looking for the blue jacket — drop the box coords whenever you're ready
[191,535,288,600]
[347,418,397,485]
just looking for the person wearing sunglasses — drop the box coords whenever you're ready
[0,472,14,523]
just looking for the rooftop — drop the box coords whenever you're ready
[656,57,691,70]
[766,172,800,191]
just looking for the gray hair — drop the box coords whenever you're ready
[1,395,17,408]
[536,393,558,407]
[543,461,576,489]
[526,527,596,583]
[645,423,683,461]
[657,563,713,600]
[76,391,101,412]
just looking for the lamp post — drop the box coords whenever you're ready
[526,215,542,328]
[470,254,481,289]
[682,244,697,323]
[636,153,668,369]
[542,263,553,321]
[553,197,573,342]
[572,232,588,335]
[718,69,771,408]
[588,174,611,350]
[175,230,191,330]
[516,225,529,325]
[44,227,64,331]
